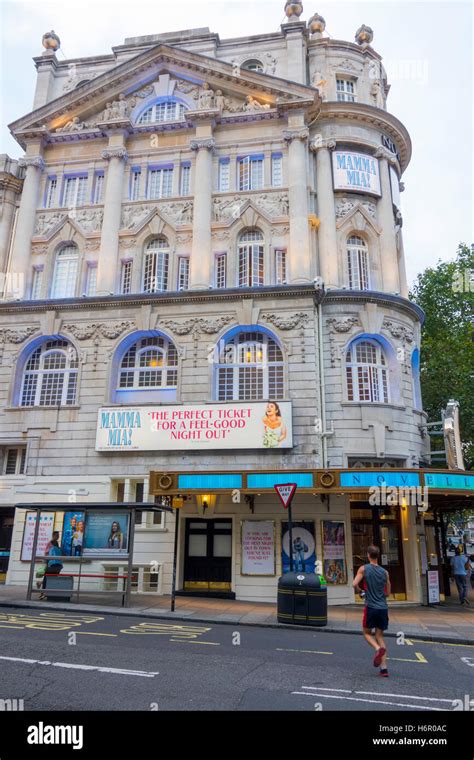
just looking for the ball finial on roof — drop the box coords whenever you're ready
[308,13,326,37]
[355,24,374,45]
[42,30,61,52]
[284,1,304,21]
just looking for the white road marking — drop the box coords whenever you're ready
[461,657,474,667]
[291,692,447,711]
[0,655,159,678]
[301,685,455,703]
[276,647,333,655]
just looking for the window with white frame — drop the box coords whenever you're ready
[271,154,283,187]
[51,243,79,298]
[218,159,230,192]
[216,331,284,401]
[85,264,98,296]
[130,168,141,201]
[120,260,133,294]
[347,235,370,290]
[92,172,104,204]
[3,447,27,475]
[143,237,169,293]
[238,155,264,191]
[45,177,58,208]
[20,339,78,407]
[62,174,88,207]
[346,339,389,403]
[336,78,356,102]
[31,267,44,300]
[118,336,178,391]
[147,167,173,199]
[238,229,264,287]
[275,249,287,284]
[137,99,186,125]
[180,164,191,196]
[177,257,190,290]
[215,253,227,288]
[242,59,264,73]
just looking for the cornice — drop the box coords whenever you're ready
[318,101,411,171]
[323,289,424,324]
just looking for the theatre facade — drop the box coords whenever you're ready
[0,4,472,602]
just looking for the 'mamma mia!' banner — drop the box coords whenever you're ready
[332,150,381,196]
[96,402,293,451]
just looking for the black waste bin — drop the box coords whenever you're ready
[277,572,327,626]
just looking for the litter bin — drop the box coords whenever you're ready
[277,572,327,626]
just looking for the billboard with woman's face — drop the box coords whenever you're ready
[82,513,129,556]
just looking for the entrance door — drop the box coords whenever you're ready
[183,519,233,596]
[0,510,14,583]
[350,505,406,599]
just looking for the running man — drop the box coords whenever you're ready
[353,545,391,678]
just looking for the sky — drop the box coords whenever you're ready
[0,0,472,286]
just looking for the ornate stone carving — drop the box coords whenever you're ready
[177,233,193,244]
[333,58,362,74]
[312,71,327,101]
[309,137,336,152]
[375,146,397,165]
[326,316,359,332]
[18,156,45,171]
[175,79,199,96]
[101,94,135,121]
[261,312,309,330]
[32,244,49,255]
[162,315,233,337]
[193,82,216,110]
[34,212,65,236]
[370,80,384,109]
[63,321,135,340]
[0,326,37,344]
[189,138,216,152]
[335,196,377,220]
[55,117,96,133]
[242,95,271,112]
[212,193,288,221]
[283,127,309,143]
[264,52,277,75]
[102,147,129,162]
[121,201,193,228]
[85,239,101,252]
[133,84,155,98]
[383,320,414,343]
[74,208,104,233]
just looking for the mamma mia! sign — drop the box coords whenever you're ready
[332,151,381,196]
[96,403,293,451]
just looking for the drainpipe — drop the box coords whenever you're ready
[315,285,328,468]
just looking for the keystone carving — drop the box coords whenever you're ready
[261,312,310,330]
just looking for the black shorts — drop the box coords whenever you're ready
[363,606,389,631]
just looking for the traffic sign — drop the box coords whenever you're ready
[274,483,297,509]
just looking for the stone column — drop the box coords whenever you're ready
[311,139,339,289]
[97,140,128,295]
[189,135,215,290]
[281,21,308,84]
[283,125,312,284]
[375,147,400,294]
[0,159,23,277]
[9,145,44,300]
[32,52,58,110]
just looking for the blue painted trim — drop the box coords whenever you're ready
[178,473,242,490]
[247,473,313,489]
[424,473,474,491]
[340,471,420,487]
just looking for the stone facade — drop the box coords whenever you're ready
[0,6,429,603]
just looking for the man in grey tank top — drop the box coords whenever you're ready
[353,545,391,677]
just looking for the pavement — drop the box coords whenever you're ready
[0,581,473,644]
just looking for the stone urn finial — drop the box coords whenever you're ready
[42,30,61,52]
[308,13,326,37]
[355,24,373,45]
[285,1,304,21]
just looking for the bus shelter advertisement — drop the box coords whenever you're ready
[96,402,293,451]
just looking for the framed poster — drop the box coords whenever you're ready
[82,512,130,556]
[332,151,381,196]
[427,570,440,604]
[61,512,86,557]
[281,521,316,574]
[321,520,347,584]
[21,512,55,561]
[241,520,275,576]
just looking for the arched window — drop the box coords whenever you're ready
[238,229,264,287]
[20,339,78,407]
[346,339,389,403]
[118,336,178,391]
[143,237,169,293]
[411,348,422,410]
[51,243,79,298]
[347,235,370,290]
[242,59,264,73]
[137,98,186,125]
[215,331,284,401]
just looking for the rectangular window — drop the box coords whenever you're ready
[275,249,287,284]
[215,253,227,289]
[271,154,283,187]
[130,168,141,201]
[177,257,189,290]
[180,163,191,196]
[63,174,88,207]
[143,252,169,292]
[85,264,98,296]
[45,177,58,208]
[218,159,230,192]
[239,245,264,287]
[120,260,133,294]
[92,172,104,204]
[4,447,27,475]
[31,267,44,300]
[238,155,264,191]
[147,167,174,199]
[336,78,356,102]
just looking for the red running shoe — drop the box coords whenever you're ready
[373,647,386,667]
[379,669,389,677]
